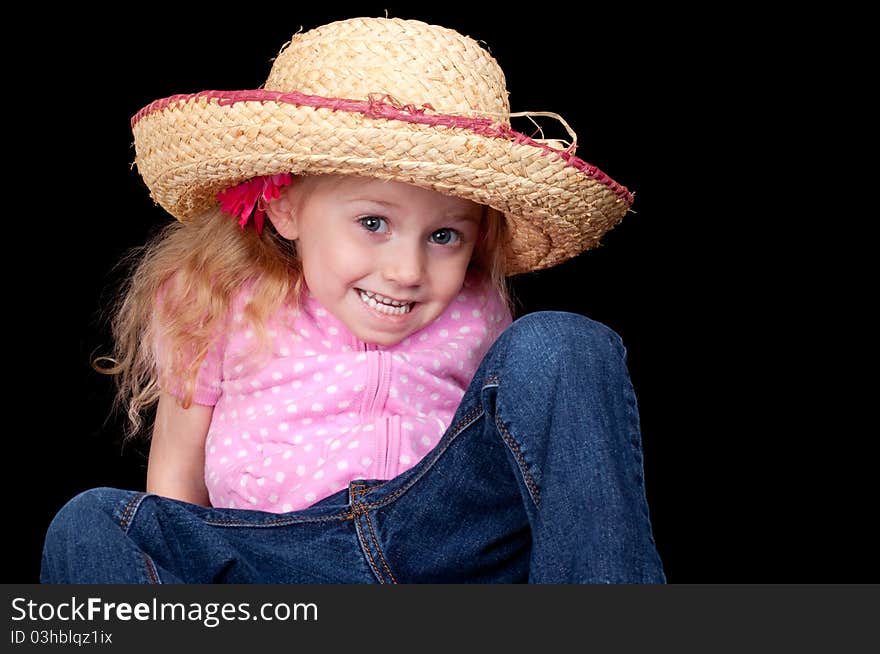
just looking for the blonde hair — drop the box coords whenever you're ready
[93,176,516,441]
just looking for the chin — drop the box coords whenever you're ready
[362,332,410,347]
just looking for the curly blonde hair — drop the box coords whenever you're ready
[93,177,516,441]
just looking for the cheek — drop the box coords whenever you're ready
[434,261,471,299]
[319,238,372,286]
[303,229,358,265]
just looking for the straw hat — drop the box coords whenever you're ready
[131,16,634,276]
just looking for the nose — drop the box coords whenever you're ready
[381,239,424,287]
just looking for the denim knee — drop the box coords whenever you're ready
[501,311,625,368]
[45,487,132,544]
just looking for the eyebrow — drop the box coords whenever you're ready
[346,197,482,223]
[348,198,400,209]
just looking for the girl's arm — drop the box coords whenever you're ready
[146,391,214,506]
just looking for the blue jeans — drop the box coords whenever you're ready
[41,312,666,583]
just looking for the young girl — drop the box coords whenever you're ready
[41,16,665,583]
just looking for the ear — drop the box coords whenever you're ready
[264,188,300,240]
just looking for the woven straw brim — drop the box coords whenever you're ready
[132,91,633,276]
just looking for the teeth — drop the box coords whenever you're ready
[359,290,409,306]
[358,290,413,315]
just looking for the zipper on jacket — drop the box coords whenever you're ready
[361,343,392,419]
[359,340,395,478]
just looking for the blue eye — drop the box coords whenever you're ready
[358,216,462,246]
[358,216,388,233]
[431,229,461,245]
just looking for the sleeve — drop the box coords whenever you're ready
[185,345,223,406]
[153,327,223,406]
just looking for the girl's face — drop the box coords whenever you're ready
[268,175,484,346]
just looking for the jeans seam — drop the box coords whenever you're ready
[484,374,542,508]
[119,492,148,533]
[353,509,387,583]
[203,511,356,527]
[493,412,541,508]
[361,506,397,584]
[141,552,161,584]
[351,482,381,497]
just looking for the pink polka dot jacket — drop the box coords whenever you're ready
[156,272,513,513]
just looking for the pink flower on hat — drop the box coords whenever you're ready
[217,173,293,234]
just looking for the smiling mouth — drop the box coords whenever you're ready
[356,289,416,316]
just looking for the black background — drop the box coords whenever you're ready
[9,4,869,583]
